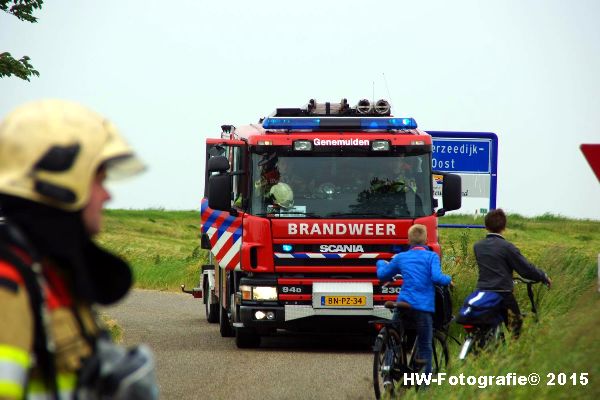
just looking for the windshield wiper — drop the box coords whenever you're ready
[327,212,395,219]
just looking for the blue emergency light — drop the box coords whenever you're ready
[262,117,418,130]
[361,118,417,130]
[263,118,321,130]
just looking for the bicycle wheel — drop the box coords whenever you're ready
[486,324,506,348]
[432,331,449,373]
[476,324,504,350]
[373,327,404,400]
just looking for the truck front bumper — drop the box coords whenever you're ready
[237,280,392,331]
[239,304,391,329]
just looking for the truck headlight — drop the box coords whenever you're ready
[252,286,278,301]
[240,285,278,301]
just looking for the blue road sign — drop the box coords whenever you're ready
[428,131,499,228]
[431,139,491,174]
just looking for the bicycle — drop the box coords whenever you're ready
[457,276,545,360]
[371,300,450,399]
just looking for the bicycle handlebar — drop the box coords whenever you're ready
[513,275,550,288]
[513,276,548,321]
[513,276,540,285]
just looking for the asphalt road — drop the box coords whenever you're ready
[104,290,375,400]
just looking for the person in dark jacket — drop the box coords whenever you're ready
[474,208,552,337]
[377,224,453,375]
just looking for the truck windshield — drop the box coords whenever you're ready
[249,150,432,218]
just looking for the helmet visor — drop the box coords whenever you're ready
[103,154,146,181]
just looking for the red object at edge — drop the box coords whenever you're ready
[580,144,600,182]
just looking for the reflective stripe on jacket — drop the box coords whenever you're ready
[27,372,76,400]
[0,344,30,399]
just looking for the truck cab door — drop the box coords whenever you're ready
[201,139,247,272]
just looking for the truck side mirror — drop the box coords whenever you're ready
[433,171,462,216]
[207,156,232,211]
[441,173,462,212]
[207,156,230,173]
[208,173,232,211]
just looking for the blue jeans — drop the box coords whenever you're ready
[393,309,433,375]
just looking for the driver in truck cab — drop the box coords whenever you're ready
[376,224,453,376]
[254,154,294,211]
[386,157,417,193]
[254,152,280,191]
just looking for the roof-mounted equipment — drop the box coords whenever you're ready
[356,99,373,114]
[263,98,414,131]
[374,99,391,115]
[272,98,393,118]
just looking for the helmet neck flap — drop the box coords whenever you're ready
[0,195,131,305]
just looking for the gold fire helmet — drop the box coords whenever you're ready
[0,99,145,211]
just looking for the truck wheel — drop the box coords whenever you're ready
[235,328,261,348]
[204,280,218,323]
[219,304,234,337]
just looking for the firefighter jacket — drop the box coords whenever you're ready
[0,248,100,399]
[0,195,132,400]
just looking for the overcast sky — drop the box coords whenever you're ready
[1,0,599,219]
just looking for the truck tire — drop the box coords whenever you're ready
[219,304,234,337]
[204,280,218,323]
[235,327,261,348]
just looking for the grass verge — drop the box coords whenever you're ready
[401,214,600,399]
[98,209,207,291]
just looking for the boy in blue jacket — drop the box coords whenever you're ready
[376,224,452,375]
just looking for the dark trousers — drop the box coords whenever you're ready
[393,309,434,375]
[499,292,523,337]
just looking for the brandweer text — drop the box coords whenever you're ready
[288,223,396,236]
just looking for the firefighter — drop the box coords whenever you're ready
[390,158,417,193]
[254,152,280,191]
[268,182,294,209]
[0,100,156,399]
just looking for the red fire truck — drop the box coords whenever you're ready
[183,98,462,348]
